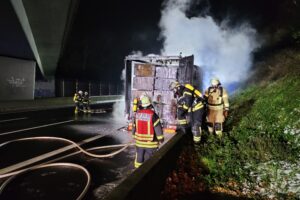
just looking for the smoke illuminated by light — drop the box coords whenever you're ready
[112,68,126,123]
[159,0,260,91]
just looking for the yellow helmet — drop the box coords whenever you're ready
[169,81,180,90]
[210,77,220,86]
[140,95,151,107]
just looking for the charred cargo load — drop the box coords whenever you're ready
[124,55,202,130]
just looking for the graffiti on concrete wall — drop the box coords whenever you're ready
[7,76,26,88]
[0,56,35,100]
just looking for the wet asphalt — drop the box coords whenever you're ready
[0,104,136,200]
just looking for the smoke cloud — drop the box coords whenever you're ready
[159,0,260,90]
[112,68,126,123]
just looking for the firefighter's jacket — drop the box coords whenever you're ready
[73,93,82,103]
[177,84,204,113]
[83,94,90,104]
[132,108,164,148]
[204,86,229,111]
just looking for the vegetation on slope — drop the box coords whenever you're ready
[162,49,300,199]
[199,74,300,199]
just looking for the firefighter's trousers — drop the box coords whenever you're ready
[177,106,189,133]
[74,102,83,113]
[83,102,90,113]
[206,109,224,137]
[191,106,204,143]
[135,146,157,168]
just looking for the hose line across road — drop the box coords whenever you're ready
[0,135,134,178]
[0,104,136,200]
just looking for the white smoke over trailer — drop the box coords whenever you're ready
[159,0,260,91]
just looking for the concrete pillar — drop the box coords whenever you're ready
[88,81,91,95]
[62,79,65,97]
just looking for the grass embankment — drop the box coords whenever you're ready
[161,49,300,199]
[199,75,300,199]
[161,75,300,199]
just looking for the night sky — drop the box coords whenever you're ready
[57,0,163,83]
[53,0,299,83]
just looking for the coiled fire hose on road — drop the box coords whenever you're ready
[0,163,91,200]
[0,133,135,179]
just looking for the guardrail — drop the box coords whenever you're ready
[0,95,123,114]
[104,132,187,200]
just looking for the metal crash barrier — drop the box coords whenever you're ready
[104,131,188,200]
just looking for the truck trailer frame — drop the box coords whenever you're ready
[124,54,202,131]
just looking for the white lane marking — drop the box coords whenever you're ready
[0,117,28,123]
[0,120,74,136]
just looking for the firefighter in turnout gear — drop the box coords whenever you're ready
[73,90,83,114]
[83,91,91,113]
[169,81,205,143]
[132,95,164,168]
[204,77,229,138]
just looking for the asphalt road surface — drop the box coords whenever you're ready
[0,104,136,200]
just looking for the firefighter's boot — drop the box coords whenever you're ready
[74,107,79,114]
[207,122,214,135]
[215,123,223,138]
[192,125,201,144]
[176,124,188,134]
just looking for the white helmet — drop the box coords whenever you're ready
[84,91,88,95]
[210,77,220,86]
[78,90,83,95]
[140,95,151,108]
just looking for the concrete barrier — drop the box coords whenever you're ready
[104,132,188,200]
[0,95,123,113]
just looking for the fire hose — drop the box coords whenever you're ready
[0,133,135,179]
[0,163,91,200]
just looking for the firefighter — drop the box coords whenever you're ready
[169,81,204,143]
[132,95,164,168]
[83,91,91,113]
[204,77,229,138]
[73,90,83,114]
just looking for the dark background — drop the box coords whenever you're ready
[57,0,299,83]
[1,0,298,84]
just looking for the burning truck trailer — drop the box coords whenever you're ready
[124,54,203,132]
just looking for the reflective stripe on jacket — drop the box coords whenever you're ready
[135,109,155,142]
[73,93,82,102]
[204,86,229,111]
[133,108,164,148]
[182,84,204,112]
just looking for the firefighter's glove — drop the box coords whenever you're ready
[223,110,229,118]
[178,97,187,106]
[176,126,187,134]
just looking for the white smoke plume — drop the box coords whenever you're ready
[159,0,260,90]
[130,50,143,57]
[112,68,126,123]
[129,50,160,57]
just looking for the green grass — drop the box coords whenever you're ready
[197,75,300,198]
